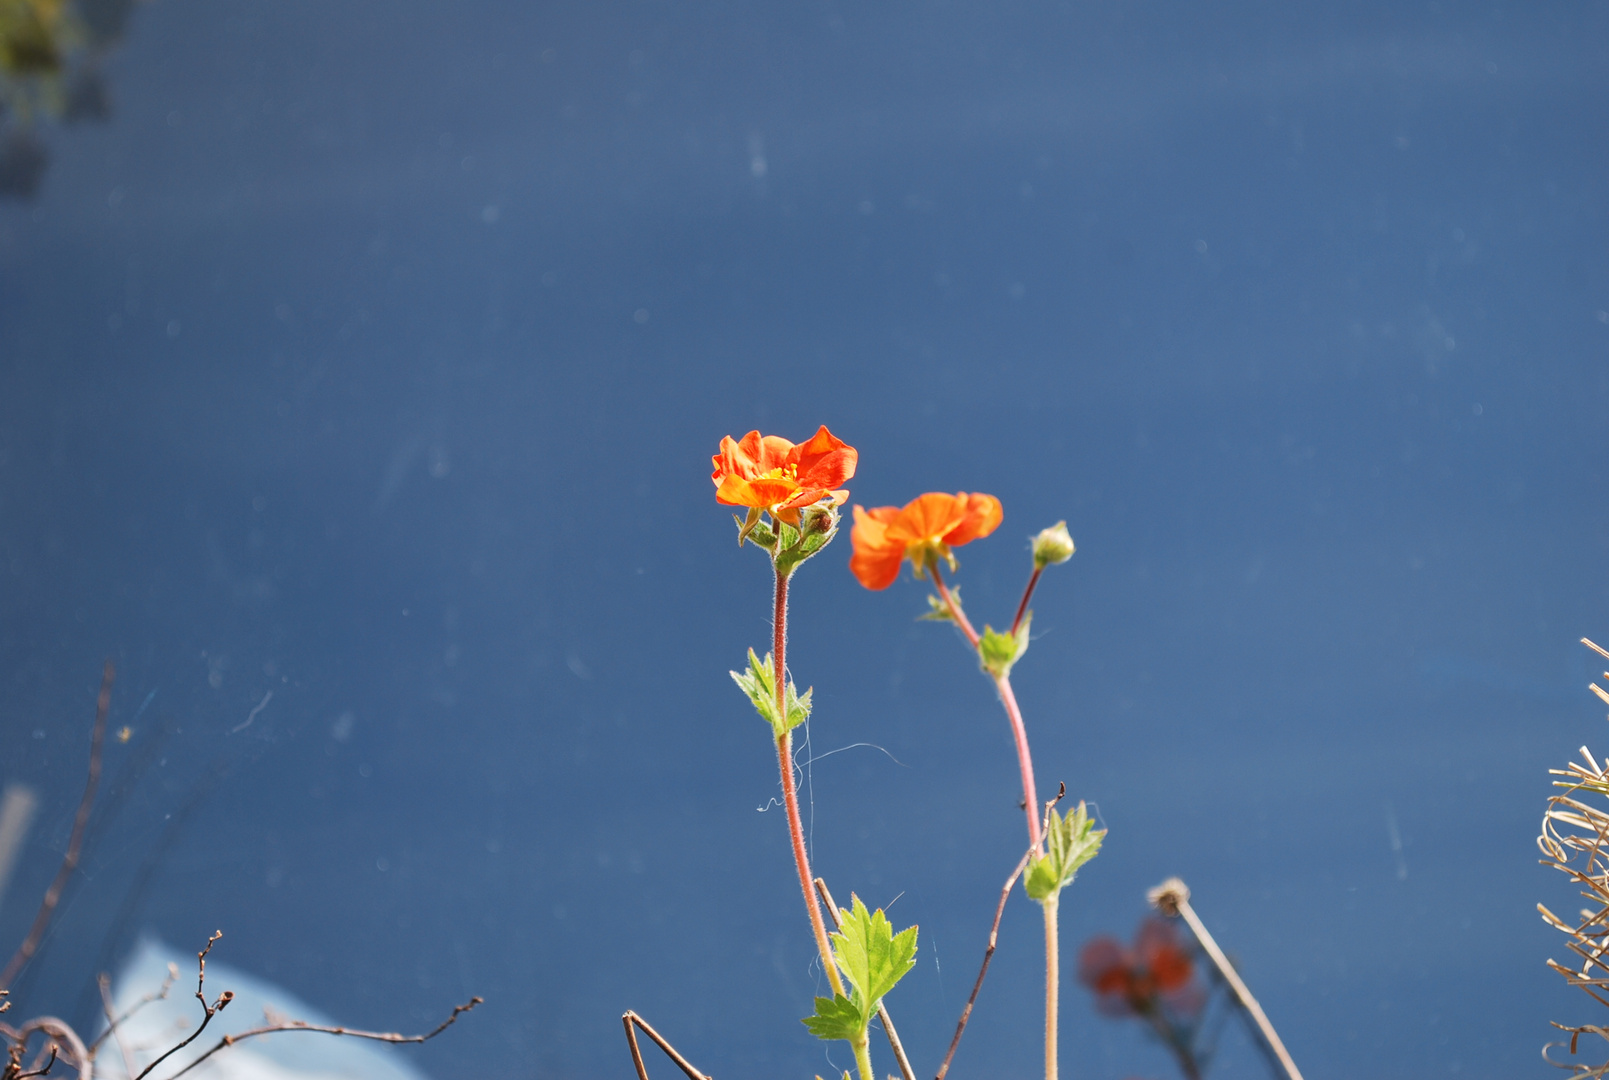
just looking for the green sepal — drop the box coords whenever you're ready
[773,504,841,578]
[729,649,811,738]
[735,507,765,547]
[978,612,1032,678]
[1025,801,1104,901]
[735,511,779,551]
[802,994,862,1042]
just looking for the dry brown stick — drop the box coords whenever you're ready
[14,1043,54,1079]
[89,966,175,1057]
[621,1011,709,1080]
[162,996,482,1080]
[4,1018,91,1080]
[1149,878,1303,1080]
[934,847,1034,1080]
[1,662,115,990]
[814,878,916,1080]
[97,971,146,1080]
[130,932,232,1080]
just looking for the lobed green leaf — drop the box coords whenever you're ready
[729,649,812,739]
[1025,800,1105,901]
[830,895,918,1020]
[802,994,862,1042]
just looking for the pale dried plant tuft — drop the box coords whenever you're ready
[1537,638,1609,1076]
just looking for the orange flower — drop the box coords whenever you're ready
[711,426,857,524]
[849,491,1003,590]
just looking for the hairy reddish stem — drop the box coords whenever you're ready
[928,565,980,649]
[774,567,845,999]
[930,565,1041,850]
[994,673,1042,851]
[1011,567,1043,637]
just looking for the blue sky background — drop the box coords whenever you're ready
[1,1,1606,1077]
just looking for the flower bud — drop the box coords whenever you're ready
[1032,521,1075,569]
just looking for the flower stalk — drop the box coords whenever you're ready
[773,565,845,1000]
[868,511,1090,1080]
[1042,892,1060,1080]
[930,563,1043,851]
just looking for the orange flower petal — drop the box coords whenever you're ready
[851,504,898,548]
[887,492,968,547]
[789,425,858,490]
[849,505,905,590]
[942,492,1003,547]
[850,545,905,589]
[757,434,796,473]
[715,472,800,508]
[712,431,763,487]
[713,473,757,505]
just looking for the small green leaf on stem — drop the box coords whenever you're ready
[833,895,918,1010]
[978,612,1032,678]
[729,649,811,738]
[1025,800,1104,901]
[802,895,919,1042]
[802,994,863,1042]
[920,586,962,622]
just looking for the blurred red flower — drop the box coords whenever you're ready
[1078,918,1203,1019]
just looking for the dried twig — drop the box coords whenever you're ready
[621,1011,709,1080]
[162,996,481,1080]
[94,961,176,1080]
[0,1017,91,1080]
[934,846,1035,1080]
[936,786,1065,1080]
[129,932,231,1080]
[115,932,477,1080]
[0,662,114,990]
[15,1042,56,1079]
[1148,878,1303,1080]
[1536,644,1609,1078]
[814,877,915,1080]
[90,966,174,1057]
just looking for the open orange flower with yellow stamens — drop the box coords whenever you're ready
[711,425,858,524]
[849,491,1003,590]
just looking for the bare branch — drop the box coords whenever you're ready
[129,933,231,1080]
[90,966,174,1057]
[620,1011,708,1080]
[2,1017,92,1080]
[1,662,115,990]
[15,1043,55,1079]
[935,845,1035,1080]
[1148,878,1304,1080]
[160,997,481,1080]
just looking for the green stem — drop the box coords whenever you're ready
[1043,893,1060,1080]
[851,1032,875,1080]
[774,565,846,999]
